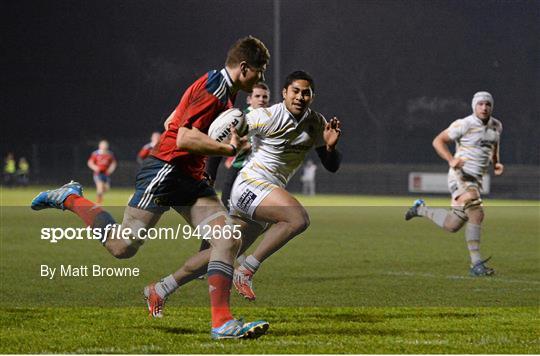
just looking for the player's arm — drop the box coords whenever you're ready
[163,109,176,130]
[87,155,99,172]
[316,117,342,173]
[106,157,117,175]
[177,126,245,157]
[492,142,504,175]
[432,129,464,169]
[137,147,149,164]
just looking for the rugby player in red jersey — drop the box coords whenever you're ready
[32,36,271,339]
[87,140,117,204]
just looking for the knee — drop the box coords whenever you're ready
[219,234,242,252]
[289,211,310,235]
[443,223,462,233]
[443,209,467,233]
[108,242,139,259]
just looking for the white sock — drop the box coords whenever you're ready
[466,223,483,265]
[236,254,246,265]
[241,255,261,274]
[154,274,178,299]
[418,206,449,228]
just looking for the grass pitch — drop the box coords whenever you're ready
[1,186,539,353]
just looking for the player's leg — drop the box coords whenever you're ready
[405,170,468,232]
[456,190,493,276]
[234,187,309,300]
[95,176,105,204]
[103,177,111,195]
[197,166,240,269]
[31,181,161,259]
[247,188,309,262]
[143,190,268,337]
[309,180,316,196]
[147,217,263,317]
[188,196,268,338]
[406,198,467,232]
[105,206,161,258]
[221,166,241,209]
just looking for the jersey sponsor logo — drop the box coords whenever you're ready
[237,189,257,212]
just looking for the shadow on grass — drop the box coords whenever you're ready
[153,325,199,335]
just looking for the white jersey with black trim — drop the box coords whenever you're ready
[241,102,326,187]
[447,114,502,179]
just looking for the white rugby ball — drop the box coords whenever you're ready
[208,108,247,142]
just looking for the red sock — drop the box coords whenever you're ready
[208,264,234,328]
[64,194,103,226]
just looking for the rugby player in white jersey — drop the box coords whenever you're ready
[405,91,504,276]
[144,71,342,312]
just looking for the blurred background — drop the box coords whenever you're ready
[2,0,539,198]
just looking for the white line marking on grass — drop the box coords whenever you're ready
[75,345,162,353]
[384,271,540,285]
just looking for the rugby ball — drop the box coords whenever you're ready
[208,108,247,142]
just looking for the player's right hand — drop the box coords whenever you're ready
[229,125,248,155]
[449,157,465,169]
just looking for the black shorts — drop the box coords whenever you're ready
[128,156,216,213]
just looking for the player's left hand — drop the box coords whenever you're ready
[323,117,341,150]
[494,163,504,176]
[229,125,249,155]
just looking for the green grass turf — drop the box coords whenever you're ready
[1,186,539,353]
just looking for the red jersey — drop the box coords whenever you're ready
[89,150,116,175]
[152,69,236,180]
[137,142,154,161]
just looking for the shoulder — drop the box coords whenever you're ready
[491,117,503,132]
[449,115,472,129]
[311,110,327,126]
[247,104,277,122]
[204,70,228,104]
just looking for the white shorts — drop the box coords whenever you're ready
[229,171,279,224]
[447,168,482,202]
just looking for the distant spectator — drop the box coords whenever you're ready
[301,159,317,195]
[16,157,30,186]
[137,132,161,164]
[3,153,16,187]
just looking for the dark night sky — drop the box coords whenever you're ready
[3,0,539,164]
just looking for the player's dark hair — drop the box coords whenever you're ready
[252,82,270,92]
[226,36,270,69]
[283,71,315,93]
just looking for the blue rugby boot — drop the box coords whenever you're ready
[405,198,425,221]
[211,319,269,340]
[470,257,495,277]
[31,181,83,211]
[239,320,269,339]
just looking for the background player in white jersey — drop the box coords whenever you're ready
[405,91,504,276]
[145,71,342,309]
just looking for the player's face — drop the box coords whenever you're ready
[247,88,270,109]
[282,80,314,117]
[98,141,109,151]
[474,101,492,120]
[239,63,266,92]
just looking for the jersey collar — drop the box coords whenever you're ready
[220,68,233,89]
[282,102,311,124]
[472,114,492,126]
